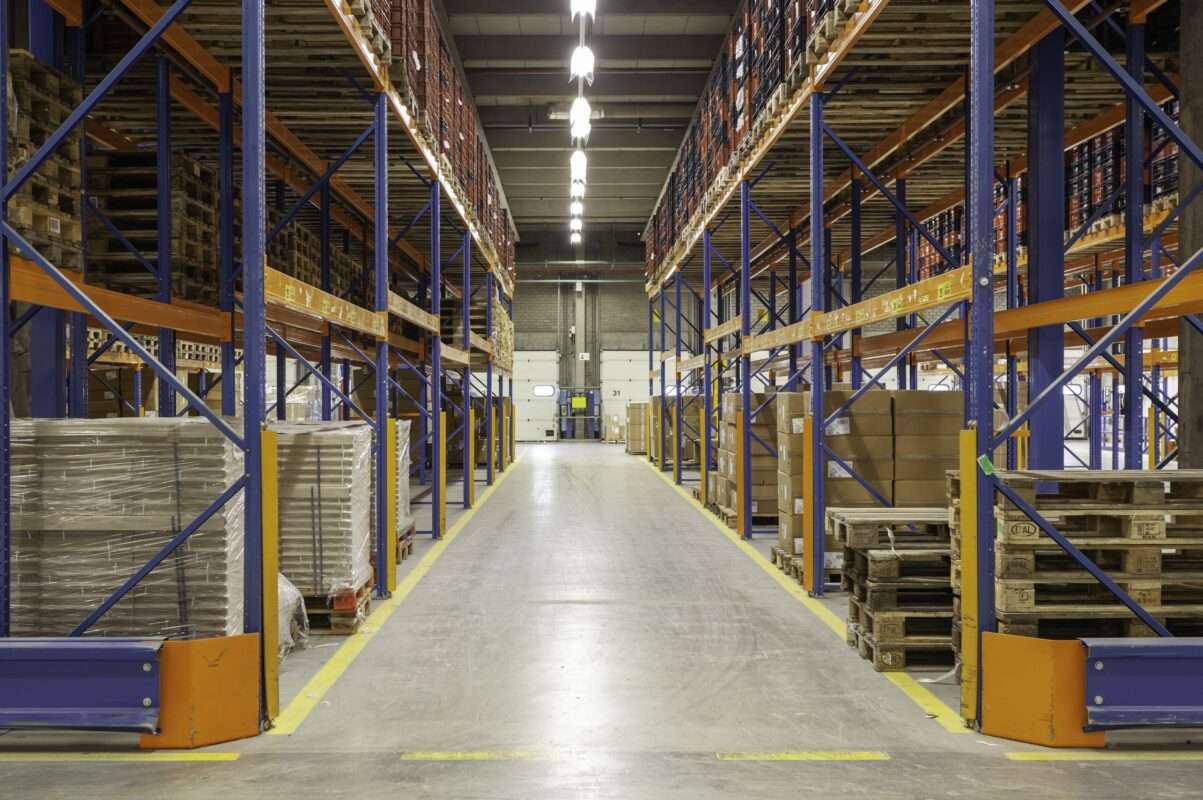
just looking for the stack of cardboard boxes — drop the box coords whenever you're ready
[715,392,777,523]
[625,401,647,454]
[893,391,963,505]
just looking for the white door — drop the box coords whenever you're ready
[600,350,653,431]
[513,351,560,441]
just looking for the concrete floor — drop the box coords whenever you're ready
[3,442,1203,798]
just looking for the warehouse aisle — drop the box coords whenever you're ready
[4,443,1201,799]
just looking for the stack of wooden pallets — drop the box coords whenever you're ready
[832,507,956,672]
[8,50,83,270]
[87,151,218,303]
[951,470,1203,649]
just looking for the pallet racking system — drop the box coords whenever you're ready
[646,0,1203,735]
[0,0,516,739]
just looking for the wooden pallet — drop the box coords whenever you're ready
[849,548,951,582]
[853,577,955,613]
[995,612,1203,640]
[304,579,373,636]
[397,521,417,562]
[848,625,956,672]
[850,597,955,644]
[827,507,949,550]
[785,554,841,587]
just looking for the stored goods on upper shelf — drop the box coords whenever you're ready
[6,50,83,271]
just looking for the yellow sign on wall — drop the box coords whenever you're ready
[571,396,587,411]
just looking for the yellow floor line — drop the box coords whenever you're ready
[400,751,554,762]
[0,752,239,763]
[715,751,890,762]
[270,452,525,736]
[1007,751,1203,762]
[645,460,966,736]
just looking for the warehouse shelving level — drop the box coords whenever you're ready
[644,0,1203,740]
[0,0,517,741]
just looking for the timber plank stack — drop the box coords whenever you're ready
[7,50,83,271]
[834,507,956,672]
[950,470,1203,658]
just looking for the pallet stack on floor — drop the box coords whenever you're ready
[950,470,1203,666]
[273,423,374,635]
[834,508,956,672]
[9,418,246,638]
[7,50,83,270]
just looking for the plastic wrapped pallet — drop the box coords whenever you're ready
[272,422,373,598]
[396,419,413,530]
[10,417,245,638]
[277,573,309,659]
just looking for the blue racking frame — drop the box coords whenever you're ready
[0,0,515,734]
[647,0,1203,731]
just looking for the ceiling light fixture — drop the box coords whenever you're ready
[570,218,584,233]
[570,45,595,83]
[571,0,596,19]
[569,97,592,140]
[570,232,583,245]
[570,180,586,199]
[570,149,588,182]
[570,200,584,216]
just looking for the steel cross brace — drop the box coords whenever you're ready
[2,0,193,203]
[821,124,960,271]
[1067,322,1179,423]
[825,301,962,429]
[267,325,375,427]
[84,198,156,277]
[823,445,892,508]
[995,244,1203,449]
[2,222,244,447]
[71,476,248,635]
[266,123,375,248]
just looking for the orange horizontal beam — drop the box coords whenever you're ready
[12,256,231,341]
[858,270,1203,360]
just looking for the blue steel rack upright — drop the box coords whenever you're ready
[0,0,515,738]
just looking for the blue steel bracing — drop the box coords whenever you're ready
[485,271,495,484]
[702,230,714,476]
[674,271,683,484]
[72,477,249,636]
[4,222,245,446]
[461,233,472,508]
[2,0,194,204]
[1123,21,1145,469]
[808,93,826,591]
[969,0,998,727]
[240,0,267,680]
[660,287,667,471]
[739,180,754,541]
[266,124,374,247]
[993,482,1171,637]
[156,55,176,417]
[219,88,237,417]
[374,90,391,602]
[430,180,443,539]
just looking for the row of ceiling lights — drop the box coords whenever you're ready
[568,0,596,246]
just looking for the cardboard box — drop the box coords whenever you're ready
[894,480,950,507]
[776,392,809,435]
[822,390,893,437]
[826,434,893,463]
[778,470,804,516]
[893,390,963,435]
[778,512,804,553]
[827,477,893,507]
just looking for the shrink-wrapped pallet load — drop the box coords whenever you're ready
[10,418,245,638]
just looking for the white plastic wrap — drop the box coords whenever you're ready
[272,422,373,597]
[396,419,413,529]
[10,417,246,638]
[277,573,308,659]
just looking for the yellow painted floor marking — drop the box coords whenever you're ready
[646,461,967,735]
[1007,751,1203,762]
[715,751,890,762]
[270,452,526,736]
[400,751,554,762]
[0,752,239,763]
